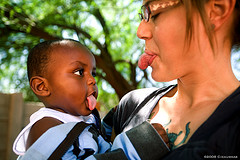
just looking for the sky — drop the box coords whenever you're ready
[231,50,240,79]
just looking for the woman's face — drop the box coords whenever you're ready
[137,0,203,82]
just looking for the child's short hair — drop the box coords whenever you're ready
[27,39,86,81]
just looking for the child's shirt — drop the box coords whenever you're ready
[13,107,97,155]
[13,108,169,160]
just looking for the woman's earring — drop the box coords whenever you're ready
[211,24,215,30]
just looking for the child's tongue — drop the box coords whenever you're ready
[87,95,96,111]
[138,52,156,70]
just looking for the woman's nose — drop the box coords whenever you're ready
[137,21,152,40]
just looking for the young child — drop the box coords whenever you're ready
[13,39,170,160]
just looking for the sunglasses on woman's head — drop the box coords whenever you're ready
[139,0,181,22]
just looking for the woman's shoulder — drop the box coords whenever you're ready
[113,85,176,135]
[119,85,176,105]
[120,87,159,103]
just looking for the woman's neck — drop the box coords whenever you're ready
[175,67,239,109]
[173,44,239,108]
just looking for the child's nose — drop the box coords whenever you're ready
[87,75,96,85]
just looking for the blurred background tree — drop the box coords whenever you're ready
[0,0,162,111]
[0,0,240,111]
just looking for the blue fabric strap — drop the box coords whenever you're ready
[48,122,91,160]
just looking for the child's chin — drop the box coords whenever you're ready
[80,110,92,116]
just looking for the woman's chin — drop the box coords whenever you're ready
[151,72,175,83]
[151,71,165,82]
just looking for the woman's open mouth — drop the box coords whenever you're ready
[138,50,157,70]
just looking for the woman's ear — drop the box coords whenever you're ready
[208,0,236,30]
[30,76,50,97]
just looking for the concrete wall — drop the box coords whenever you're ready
[0,93,43,160]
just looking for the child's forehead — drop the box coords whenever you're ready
[52,41,83,50]
[49,43,94,62]
[51,43,90,55]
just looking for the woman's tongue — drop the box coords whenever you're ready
[138,52,156,70]
[87,95,96,111]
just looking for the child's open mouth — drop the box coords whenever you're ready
[87,94,96,111]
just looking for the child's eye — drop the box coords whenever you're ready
[92,72,96,77]
[74,69,84,76]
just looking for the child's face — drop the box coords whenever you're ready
[45,44,98,116]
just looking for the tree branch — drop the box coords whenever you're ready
[1,5,59,40]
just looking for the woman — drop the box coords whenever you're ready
[112,0,240,159]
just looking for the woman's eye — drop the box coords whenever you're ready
[151,13,160,20]
[74,69,84,76]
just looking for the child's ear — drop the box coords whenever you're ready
[30,76,50,97]
[208,0,236,30]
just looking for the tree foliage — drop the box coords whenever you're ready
[1,0,240,111]
[0,0,160,110]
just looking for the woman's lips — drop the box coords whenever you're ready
[138,51,157,70]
